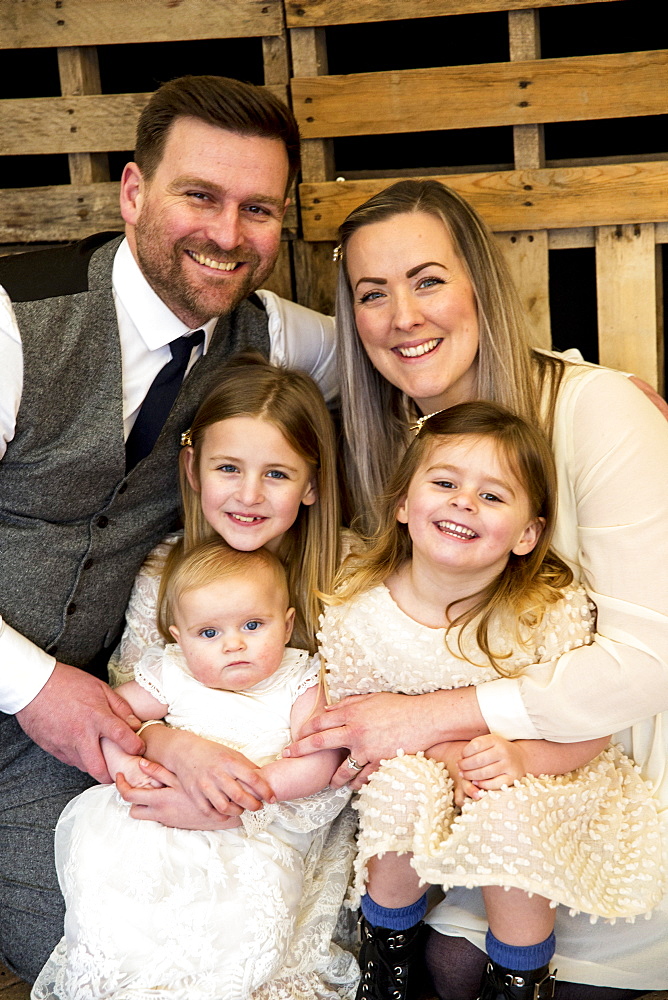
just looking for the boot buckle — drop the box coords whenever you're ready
[533,969,557,1000]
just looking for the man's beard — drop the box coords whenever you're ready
[134,218,276,325]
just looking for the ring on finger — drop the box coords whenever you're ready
[346,755,364,772]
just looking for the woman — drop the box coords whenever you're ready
[287,180,668,998]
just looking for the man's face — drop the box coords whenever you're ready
[121,116,290,327]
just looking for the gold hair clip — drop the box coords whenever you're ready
[332,244,343,262]
[180,429,193,447]
[410,408,447,435]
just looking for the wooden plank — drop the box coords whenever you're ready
[497,231,551,349]
[57,46,110,185]
[291,50,668,139]
[299,162,668,241]
[0,85,287,157]
[595,223,664,390]
[0,183,297,244]
[285,0,614,29]
[0,0,282,49]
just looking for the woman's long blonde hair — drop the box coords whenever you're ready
[332,402,573,676]
[335,179,566,534]
[160,352,340,654]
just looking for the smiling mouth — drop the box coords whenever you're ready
[394,338,442,359]
[227,512,266,524]
[435,520,478,540]
[186,250,243,272]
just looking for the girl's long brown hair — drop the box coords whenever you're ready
[332,401,573,676]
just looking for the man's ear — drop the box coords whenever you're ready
[120,162,145,227]
[512,516,545,557]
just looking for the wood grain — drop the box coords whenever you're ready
[596,223,664,390]
[285,0,613,29]
[291,50,668,138]
[497,230,551,349]
[299,162,668,240]
[0,0,282,49]
[0,85,287,157]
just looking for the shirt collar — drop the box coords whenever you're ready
[112,238,217,352]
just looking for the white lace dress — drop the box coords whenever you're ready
[32,645,358,1000]
[320,584,664,921]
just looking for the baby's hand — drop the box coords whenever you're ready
[459,733,527,792]
[114,755,165,789]
[425,740,480,807]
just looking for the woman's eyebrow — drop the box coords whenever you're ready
[355,276,387,289]
[406,261,446,278]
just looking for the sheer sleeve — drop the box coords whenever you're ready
[477,367,668,742]
[107,534,180,688]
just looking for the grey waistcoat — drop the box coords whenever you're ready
[0,233,269,676]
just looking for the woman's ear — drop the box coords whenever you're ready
[183,447,200,492]
[512,516,544,556]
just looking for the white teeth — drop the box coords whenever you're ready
[396,339,440,358]
[188,251,239,271]
[230,514,261,523]
[436,520,477,539]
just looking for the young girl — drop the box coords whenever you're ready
[317,402,663,1000]
[32,541,353,1000]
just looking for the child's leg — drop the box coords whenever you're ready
[478,887,557,1000]
[357,853,429,1000]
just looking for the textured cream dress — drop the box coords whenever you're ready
[320,583,664,920]
[32,645,358,1000]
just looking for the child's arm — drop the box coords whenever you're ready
[262,684,346,801]
[457,733,611,795]
[101,680,168,788]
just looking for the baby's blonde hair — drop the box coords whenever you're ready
[159,537,289,643]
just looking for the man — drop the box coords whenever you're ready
[0,75,336,981]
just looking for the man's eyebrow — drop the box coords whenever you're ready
[172,176,285,211]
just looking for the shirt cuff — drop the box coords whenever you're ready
[0,618,56,714]
[475,676,541,741]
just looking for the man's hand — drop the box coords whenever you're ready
[116,765,243,830]
[141,725,276,815]
[15,661,143,782]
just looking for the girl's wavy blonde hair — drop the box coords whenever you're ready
[335,179,567,534]
[159,352,340,654]
[331,401,573,676]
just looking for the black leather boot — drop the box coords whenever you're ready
[477,958,557,1000]
[355,917,427,1000]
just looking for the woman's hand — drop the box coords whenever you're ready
[141,725,275,815]
[116,765,242,830]
[285,688,487,789]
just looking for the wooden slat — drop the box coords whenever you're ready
[299,162,668,241]
[292,50,668,139]
[0,0,282,49]
[0,85,288,157]
[595,223,664,390]
[285,0,613,29]
[0,183,298,244]
[497,231,551,349]
[57,47,110,185]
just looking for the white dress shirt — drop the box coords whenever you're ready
[0,238,336,713]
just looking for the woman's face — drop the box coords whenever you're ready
[346,211,480,414]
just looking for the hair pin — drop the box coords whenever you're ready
[180,429,193,447]
[332,244,343,262]
[410,408,447,435]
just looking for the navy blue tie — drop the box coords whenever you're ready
[125,329,205,472]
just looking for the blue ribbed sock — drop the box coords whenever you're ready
[360,892,428,931]
[485,929,556,971]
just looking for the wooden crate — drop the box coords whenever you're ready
[0,0,295,299]
[287,0,667,391]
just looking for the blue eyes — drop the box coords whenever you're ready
[358,275,445,304]
[217,465,287,479]
[243,620,261,632]
[198,622,262,639]
[200,627,218,639]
